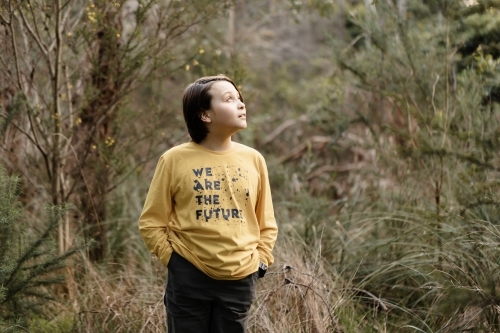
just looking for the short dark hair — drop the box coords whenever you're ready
[182,74,244,143]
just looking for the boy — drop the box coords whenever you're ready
[139,74,278,332]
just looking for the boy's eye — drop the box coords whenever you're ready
[224,95,240,102]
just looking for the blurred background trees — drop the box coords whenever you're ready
[1,0,500,331]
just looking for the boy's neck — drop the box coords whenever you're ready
[198,136,235,152]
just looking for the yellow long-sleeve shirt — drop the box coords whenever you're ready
[139,142,278,280]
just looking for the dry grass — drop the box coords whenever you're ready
[72,256,167,333]
[249,236,344,333]
[27,251,166,333]
[27,235,353,333]
[26,212,500,333]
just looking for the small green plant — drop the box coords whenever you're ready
[0,169,80,327]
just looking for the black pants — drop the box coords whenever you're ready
[165,252,258,333]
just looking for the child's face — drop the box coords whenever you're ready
[204,81,247,136]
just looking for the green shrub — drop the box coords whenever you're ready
[0,169,79,328]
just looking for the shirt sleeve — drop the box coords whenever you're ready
[138,155,173,266]
[255,155,278,267]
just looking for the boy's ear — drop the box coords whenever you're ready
[200,111,211,123]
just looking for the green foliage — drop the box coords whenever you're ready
[314,0,500,330]
[0,169,80,326]
[28,315,75,333]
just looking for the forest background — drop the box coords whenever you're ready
[1,0,500,332]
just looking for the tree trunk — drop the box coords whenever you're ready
[53,0,65,253]
[398,0,407,20]
[69,7,121,262]
[227,5,236,60]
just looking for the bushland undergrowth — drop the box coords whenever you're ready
[2,0,500,332]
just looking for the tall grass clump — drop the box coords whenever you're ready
[249,233,345,333]
[35,171,169,333]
